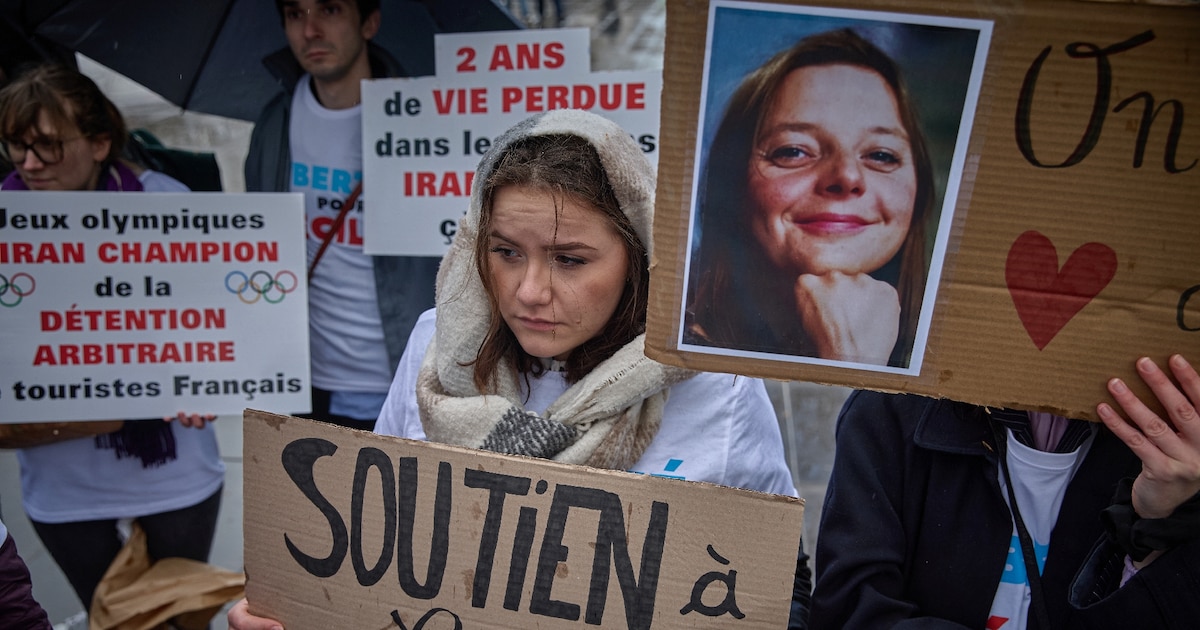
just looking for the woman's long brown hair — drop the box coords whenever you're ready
[470,134,650,390]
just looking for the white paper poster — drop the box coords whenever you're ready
[363,28,661,256]
[0,192,310,422]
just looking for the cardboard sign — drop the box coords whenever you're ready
[0,192,310,422]
[646,0,1200,419]
[362,28,662,256]
[242,410,803,629]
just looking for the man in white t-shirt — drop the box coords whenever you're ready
[245,0,439,430]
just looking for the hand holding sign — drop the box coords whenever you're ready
[1099,354,1200,522]
[227,599,279,630]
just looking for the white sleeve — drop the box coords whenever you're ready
[138,169,190,192]
[725,376,800,497]
[375,309,436,440]
[647,372,797,496]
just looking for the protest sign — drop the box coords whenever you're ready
[242,410,803,629]
[362,28,662,256]
[0,192,309,422]
[646,0,1199,420]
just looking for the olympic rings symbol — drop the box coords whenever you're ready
[225,270,298,304]
[0,272,36,307]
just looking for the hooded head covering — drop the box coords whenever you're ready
[416,109,694,469]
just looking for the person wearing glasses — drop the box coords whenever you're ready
[1,67,185,193]
[0,63,225,620]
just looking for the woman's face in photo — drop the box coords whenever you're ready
[486,184,630,361]
[10,110,109,191]
[746,63,917,277]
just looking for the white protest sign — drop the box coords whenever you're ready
[0,192,310,422]
[363,28,662,256]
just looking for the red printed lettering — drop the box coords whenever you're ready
[310,216,364,246]
[489,42,567,71]
[96,242,278,263]
[500,83,647,113]
[0,241,85,264]
[404,171,475,197]
[31,341,236,365]
[456,46,477,72]
[432,88,489,115]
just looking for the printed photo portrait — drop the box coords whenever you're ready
[678,1,992,375]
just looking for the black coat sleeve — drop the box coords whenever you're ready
[810,392,976,629]
[1068,522,1200,628]
[788,537,812,629]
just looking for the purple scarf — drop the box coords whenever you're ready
[95,421,177,468]
[5,161,173,467]
[1,160,144,191]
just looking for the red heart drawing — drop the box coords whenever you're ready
[1005,230,1117,350]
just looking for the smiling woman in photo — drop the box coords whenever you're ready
[684,28,935,368]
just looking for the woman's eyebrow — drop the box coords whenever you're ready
[759,121,909,141]
[759,121,819,136]
[546,241,598,253]
[866,125,910,141]
[488,229,597,253]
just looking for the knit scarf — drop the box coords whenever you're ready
[415,110,695,470]
[5,160,176,467]
[417,324,693,470]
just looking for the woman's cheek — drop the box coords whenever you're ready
[754,173,807,221]
[876,170,918,222]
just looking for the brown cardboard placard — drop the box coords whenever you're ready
[646,0,1199,419]
[242,410,803,629]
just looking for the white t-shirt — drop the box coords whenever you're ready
[289,74,391,395]
[18,423,225,523]
[986,428,1093,630]
[376,309,799,496]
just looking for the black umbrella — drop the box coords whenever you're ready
[0,0,522,121]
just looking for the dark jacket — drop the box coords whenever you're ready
[0,533,52,630]
[244,44,439,372]
[810,390,1200,629]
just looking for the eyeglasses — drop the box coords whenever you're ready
[0,136,83,166]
